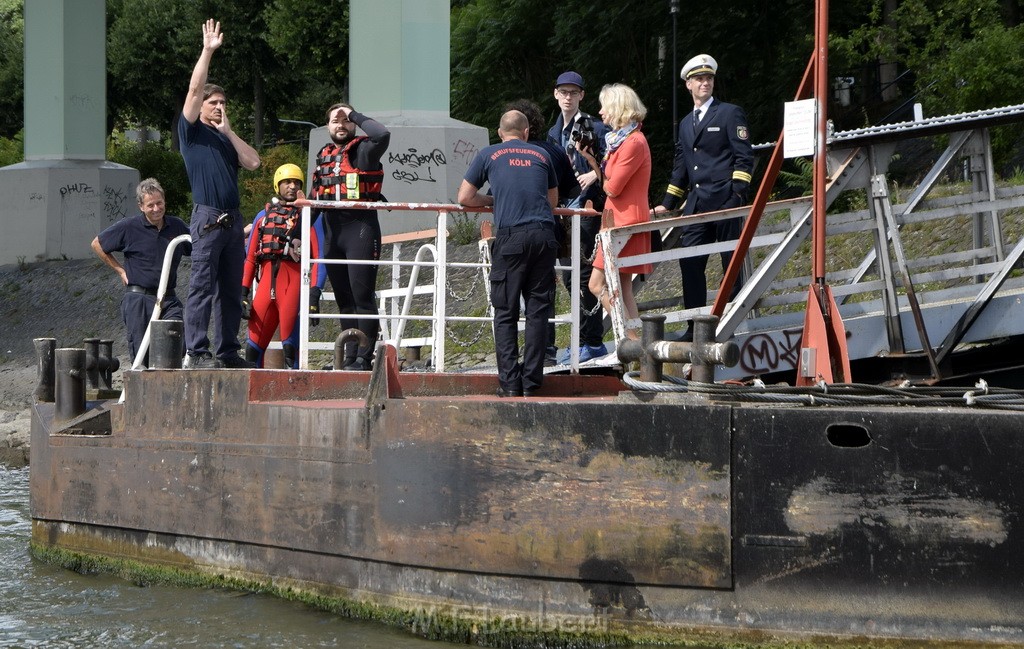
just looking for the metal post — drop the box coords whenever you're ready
[55,347,86,423]
[99,339,118,389]
[150,320,184,369]
[640,315,666,383]
[83,337,100,390]
[33,337,56,403]
[690,315,718,383]
[618,314,738,385]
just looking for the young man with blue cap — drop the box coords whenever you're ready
[548,71,610,363]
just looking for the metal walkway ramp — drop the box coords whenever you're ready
[605,104,1024,382]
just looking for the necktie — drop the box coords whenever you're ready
[693,108,701,134]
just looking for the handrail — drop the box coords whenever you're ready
[293,199,600,373]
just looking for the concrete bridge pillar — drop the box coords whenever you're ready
[0,0,137,266]
[305,0,490,236]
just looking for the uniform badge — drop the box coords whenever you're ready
[737,125,749,141]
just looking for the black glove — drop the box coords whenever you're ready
[731,180,750,204]
[309,287,322,327]
[241,287,252,320]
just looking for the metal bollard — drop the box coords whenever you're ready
[55,347,87,423]
[617,314,739,384]
[33,338,56,403]
[689,315,739,383]
[83,338,100,390]
[334,328,369,370]
[99,339,119,389]
[150,320,184,369]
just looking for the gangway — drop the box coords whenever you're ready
[597,102,1024,382]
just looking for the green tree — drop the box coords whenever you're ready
[106,0,204,133]
[262,0,349,129]
[0,0,24,139]
[107,0,292,147]
[832,0,1024,114]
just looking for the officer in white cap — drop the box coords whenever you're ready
[654,53,753,341]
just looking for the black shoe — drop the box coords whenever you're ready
[523,388,539,397]
[544,346,558,367]
[220,353,256,369]
[185,352,224,369]
[343,357,371,371]
[496,386,524,398]
[668,328,694,343]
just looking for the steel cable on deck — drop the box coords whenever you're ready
[622,374,1024,411]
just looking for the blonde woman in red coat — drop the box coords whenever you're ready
[582,83,652,340]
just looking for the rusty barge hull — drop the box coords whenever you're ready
[29,367,1024,646]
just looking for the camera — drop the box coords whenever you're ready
[567,115,596,153]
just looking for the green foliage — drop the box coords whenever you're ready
[106,132,192,219]
[262,0,349,124]
[238,143,306,221]
[0,130,23,168]
[106,0,204,135]
[0,0,23,139]
[832,0,1024,115]
[448,212,480,245]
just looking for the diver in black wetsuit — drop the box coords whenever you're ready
[310,102,391,370]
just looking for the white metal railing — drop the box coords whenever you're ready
[274,123,1024,378]
[291,199,600,372]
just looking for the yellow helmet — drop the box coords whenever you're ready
[273,163,304,193]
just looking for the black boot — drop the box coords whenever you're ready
[282,343,296,370]
[244,345,260,366]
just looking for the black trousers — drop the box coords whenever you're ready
[321,210,382,362]
[490,225,558,392]
[676,215,743,312]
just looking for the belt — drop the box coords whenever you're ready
[496,221,555,237]
[126,285,158,296]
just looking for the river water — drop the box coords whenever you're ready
[0,466,464,648]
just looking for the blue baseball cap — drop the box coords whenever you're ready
[554,71,585,89]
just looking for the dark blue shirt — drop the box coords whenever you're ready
[533,141,577,204]
[177,114,241,209]
[464,140,557,230]
[97,214,191,291]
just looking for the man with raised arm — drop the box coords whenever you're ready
[178,18,261,369]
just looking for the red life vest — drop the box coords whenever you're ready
[255,203,299,262]
[312,136,384,201]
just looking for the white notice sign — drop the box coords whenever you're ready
[783,99,817,158]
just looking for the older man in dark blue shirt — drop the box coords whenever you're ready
[458,110,558,397]
[92,178,191,366]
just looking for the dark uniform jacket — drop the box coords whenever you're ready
[661,99,753,214]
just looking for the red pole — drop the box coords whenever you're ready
[812,0,829,282]
[712,57,815,317]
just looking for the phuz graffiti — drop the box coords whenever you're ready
[58,183,130,223]
[738,328,803,374]
[389,147,446,184]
